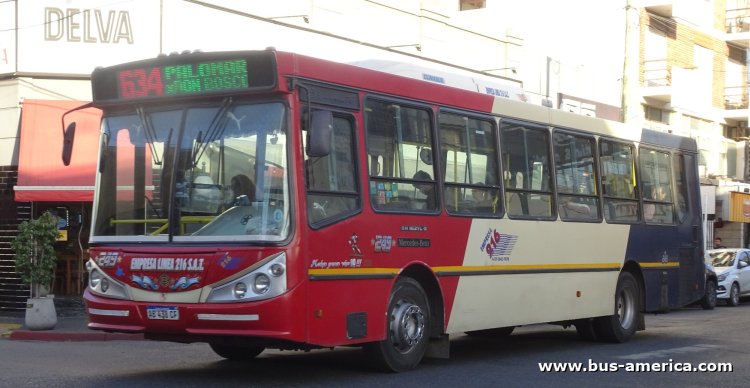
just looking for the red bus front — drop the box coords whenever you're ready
[82,51,320,347]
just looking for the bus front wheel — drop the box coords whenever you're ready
[209,343,265,361]
[365,277,431,372]
[594,271,640,343]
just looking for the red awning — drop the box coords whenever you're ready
[14,99,102,202]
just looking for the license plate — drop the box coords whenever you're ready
[146,306,179,320]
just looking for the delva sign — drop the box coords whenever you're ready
[14,0,160,75]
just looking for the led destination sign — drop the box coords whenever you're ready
[118,59,248,99]
[91,51,277,102]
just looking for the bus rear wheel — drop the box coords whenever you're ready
[365,277,430,372]
[209,343,265,361]
[593,271,640,343]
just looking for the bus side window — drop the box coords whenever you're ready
[500,120,554,219]
[600,140,639,223]
[639,147,675,225]
[553,131,601,222]
[439,112,501,217]
[673,153,690,224]
[365,99,437,213]
[303,113,360,226]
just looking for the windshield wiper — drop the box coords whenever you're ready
[136,104,164,165]
[192,97,234,168]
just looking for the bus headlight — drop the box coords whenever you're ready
[86,259,130,300]
[253,274,271,294]
[269,263,285,277]
[233,282,248,299]
[207,252,287,303]
[90,269,102,288]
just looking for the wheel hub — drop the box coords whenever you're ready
[617,288,635,329]
[389,301,425,353]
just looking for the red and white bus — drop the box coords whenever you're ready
[67,49,705,372]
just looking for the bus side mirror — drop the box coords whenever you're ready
[306,110,332,157]
[62,122,77,166]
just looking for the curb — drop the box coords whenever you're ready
[8,330,144,341]
[0,323,22,339]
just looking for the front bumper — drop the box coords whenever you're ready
[83,284,304,342]
[716,281,731,299]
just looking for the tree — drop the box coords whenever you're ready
[11,212,59,298]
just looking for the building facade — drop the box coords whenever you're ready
[637,0,750,249]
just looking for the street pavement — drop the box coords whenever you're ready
[0,296,143,342]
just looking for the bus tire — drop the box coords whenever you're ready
[209,343,264,361]
[593,271,640,343]
[365,277,430,372]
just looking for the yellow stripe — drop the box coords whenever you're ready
[640,262,680,268]
[433,263,622,273]
[308,267,401,276]
[308,262,623,276]
[307,262,678,277]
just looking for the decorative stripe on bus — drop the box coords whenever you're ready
[308,263,624,280]
[639,262,680,269]
[308,267,401,280]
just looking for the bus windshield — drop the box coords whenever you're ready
[91,100,290,243]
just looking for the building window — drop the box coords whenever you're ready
[644,105,669,124]
[460,0,486,11]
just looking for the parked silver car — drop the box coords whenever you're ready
[705,249,750,306]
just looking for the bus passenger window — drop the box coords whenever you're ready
[439,112,501,217]
[673,153,690,223]
[600,140,639,223]
[553,131,600,222]
[639,148,674,225]
[500,120,553,219]
[365,99,437,213]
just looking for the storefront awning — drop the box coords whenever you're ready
[14,99,101,202]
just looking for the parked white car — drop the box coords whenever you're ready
[705,249,750,306]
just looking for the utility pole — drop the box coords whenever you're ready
[620,0,633,123]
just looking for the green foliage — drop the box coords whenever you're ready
[11,212,59,296]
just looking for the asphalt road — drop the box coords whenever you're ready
[0,302,746,388]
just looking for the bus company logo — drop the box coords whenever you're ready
[217,252,241,270]
[131,274,201,291]
[96,251,120,268]
[130,257,205,272]
[480,228,518,262]
[131,274,158,290]
[171,276,201,290]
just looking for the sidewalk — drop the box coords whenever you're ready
[0,296,143,342]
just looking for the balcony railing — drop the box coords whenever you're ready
[642,59,671,87]
[725,85,748,110]
[726,7,750,32]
